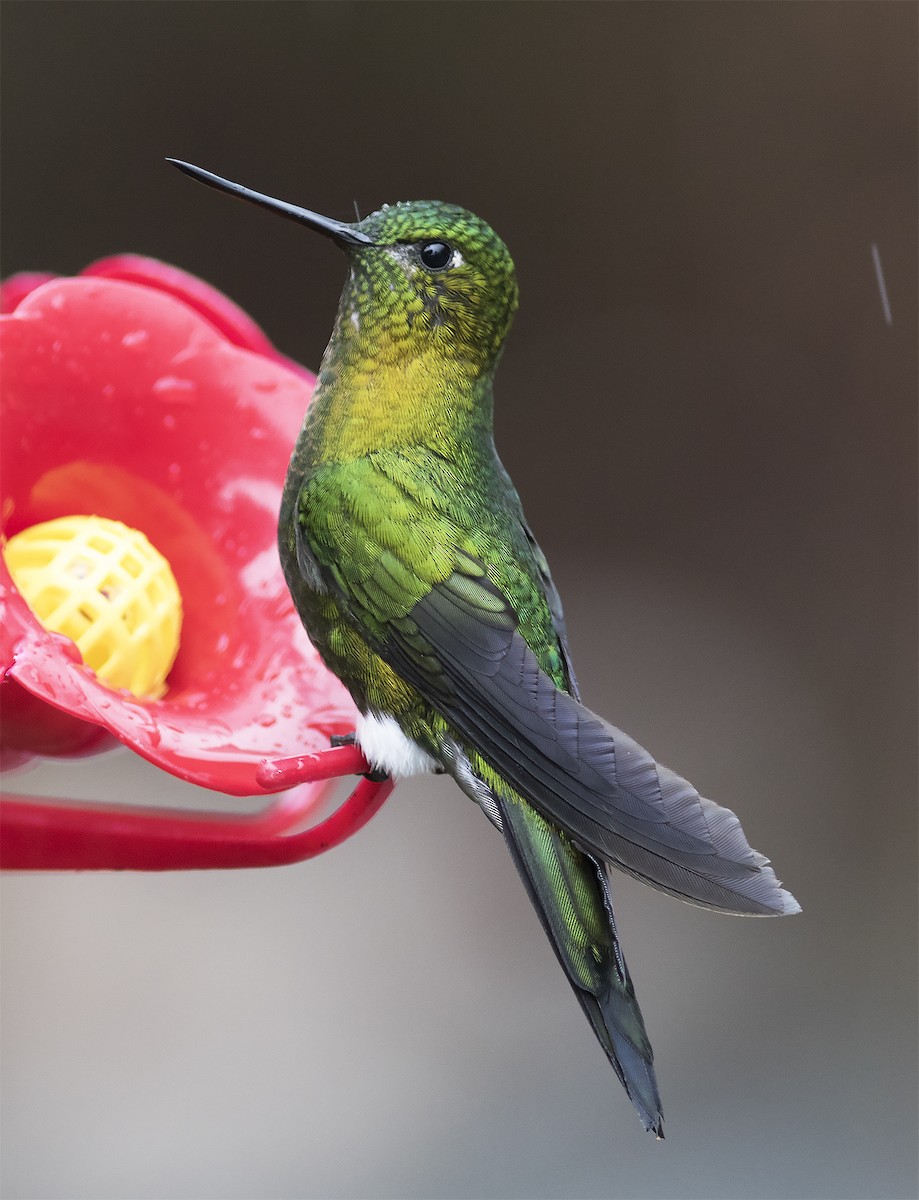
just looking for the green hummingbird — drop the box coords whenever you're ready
[169,160,800,1136]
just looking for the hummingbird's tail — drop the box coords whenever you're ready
[451,742,663,1135]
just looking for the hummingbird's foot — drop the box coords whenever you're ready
[330,731,389,781]
[362,766,390,783]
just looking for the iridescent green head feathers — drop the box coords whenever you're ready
[343,200,518,369]
[166,161,518,374]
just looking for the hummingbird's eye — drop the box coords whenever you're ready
[419,241,453,271]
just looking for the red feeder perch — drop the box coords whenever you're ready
[1,259,393,871]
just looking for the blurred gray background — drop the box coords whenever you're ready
[1,3,916,1198]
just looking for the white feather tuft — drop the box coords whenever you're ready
[356,712,438,778]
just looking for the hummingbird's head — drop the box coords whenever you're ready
[342,200,519,370]
[166,162,519,375]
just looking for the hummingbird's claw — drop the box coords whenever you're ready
[362,766,390,783]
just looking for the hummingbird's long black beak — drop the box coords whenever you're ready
[166,159,375,248]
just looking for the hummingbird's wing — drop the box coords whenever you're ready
[385,564,798,916]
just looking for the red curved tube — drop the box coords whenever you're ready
[0,744,393,871]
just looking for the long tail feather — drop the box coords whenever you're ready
[497,792,663,1135]
[445,733,664,1135]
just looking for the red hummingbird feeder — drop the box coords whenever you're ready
[0,257,393,871]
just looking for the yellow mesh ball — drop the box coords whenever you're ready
[3,515,183,700]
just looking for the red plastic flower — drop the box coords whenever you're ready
[1,258,393,869]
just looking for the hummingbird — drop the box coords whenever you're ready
[168,159,800,1136]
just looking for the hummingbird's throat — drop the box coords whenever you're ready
[312,332,495,459]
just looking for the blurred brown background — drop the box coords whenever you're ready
[1,3,916,1198]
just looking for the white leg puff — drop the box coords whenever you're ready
[356,711,438,779]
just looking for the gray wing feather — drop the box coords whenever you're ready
[387,575,799,917]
